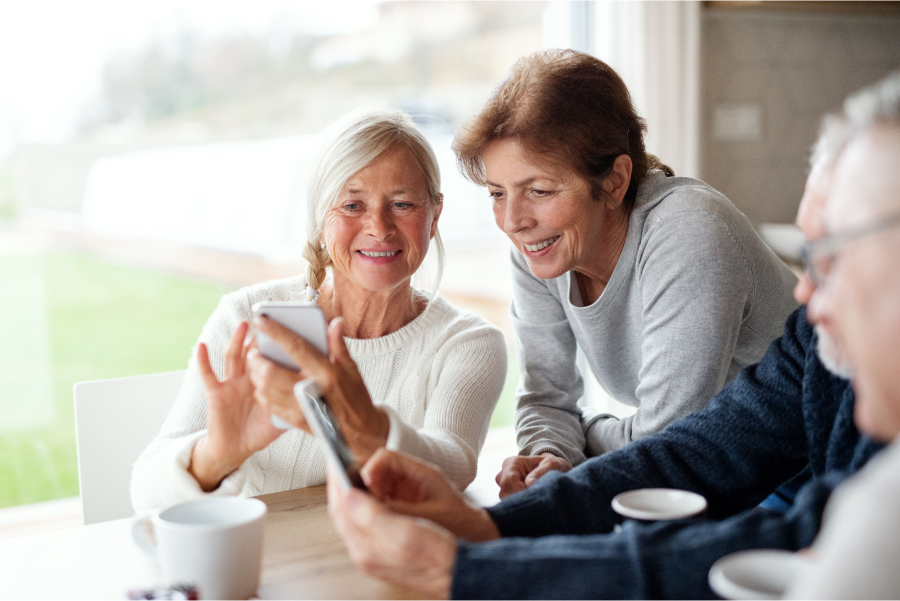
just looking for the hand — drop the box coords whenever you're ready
[327,469,457,599]
[250,316,389,463]
[190,322,284,491]
[496,453,572,498]
[245,346,310,433]
[362,449,500,542]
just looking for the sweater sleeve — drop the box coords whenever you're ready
[452,473,844,600]
[585,209,762,455]
[487,307,813,538]
[508,249,587,466]
[131,291,251,513]
[383,324,507,490]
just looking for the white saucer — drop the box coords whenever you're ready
[611,488,707,521]
[708,549,810,600]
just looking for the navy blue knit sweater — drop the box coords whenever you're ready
[452,307,883,599]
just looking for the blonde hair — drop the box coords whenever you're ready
[304,102,445,303]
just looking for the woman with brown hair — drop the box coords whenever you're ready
[452,49,799,496]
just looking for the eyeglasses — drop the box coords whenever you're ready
[800,211,900,287]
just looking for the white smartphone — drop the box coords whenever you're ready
[294,379,367,492]
[251,302,328,430]
[250,302,328,372]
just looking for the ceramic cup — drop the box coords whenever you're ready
[611,488,708,522]
[708,549,811,600]
[132,497,267,600]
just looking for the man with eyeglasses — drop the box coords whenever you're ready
[325,73,898,600]
[786,74,900,599]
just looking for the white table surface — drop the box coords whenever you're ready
[0,518,158,600]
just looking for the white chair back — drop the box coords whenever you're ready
[74,370,185,525]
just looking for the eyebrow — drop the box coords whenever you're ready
[486,177,542,188]
[345,188,410,195]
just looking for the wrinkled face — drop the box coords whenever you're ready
[324,147,441,295]
[794,156,855,378]
[807,126,900,441]
[483,139,615,280]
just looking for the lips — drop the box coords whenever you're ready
[358,250,399,257]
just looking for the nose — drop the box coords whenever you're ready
[805,276,834,328]
[499,192,534,235]
[364,205,396,240]
[794,271,816,306]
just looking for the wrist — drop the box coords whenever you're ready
[189,436,243,492]
[345,407,390,463]
[455,506,501,542]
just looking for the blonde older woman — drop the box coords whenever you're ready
[131,107,507,512]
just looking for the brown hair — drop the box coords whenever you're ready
[453,49,672,213]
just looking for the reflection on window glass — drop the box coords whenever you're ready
[0,1,546,508]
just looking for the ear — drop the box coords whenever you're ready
[602,155,633,209]
[429,193,443,239]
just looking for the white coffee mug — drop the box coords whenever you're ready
[132,497,267,600]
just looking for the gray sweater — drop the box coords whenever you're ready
[512,170,798,464]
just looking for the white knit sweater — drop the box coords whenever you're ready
[131,276,507,513]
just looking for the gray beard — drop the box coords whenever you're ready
[815,325,855,380]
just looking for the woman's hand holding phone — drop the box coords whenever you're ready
[250,315,390,464]
[189,321,284,492]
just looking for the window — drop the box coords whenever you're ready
[0,1,550,509]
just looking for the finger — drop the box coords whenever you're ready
[364,450,443,499]
[327,317,354,366]
[495,455,534,487]
[523,460,563,487]
[497,475,527,497]
[254,315,330,375]
[498,478,527,499]
[225,322,249,378]
[242,327,258,363]
[246,349,307,428]
[196,343,221,392]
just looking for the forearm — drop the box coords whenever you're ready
[131,431,248,512]
[515,404,586,466]
[384,413,479,490]
[387,331,506,489]
[490,365,812,538]
[455,475,841,600]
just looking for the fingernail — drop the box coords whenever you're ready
[247,348,259,359]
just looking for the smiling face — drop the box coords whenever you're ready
[482,139,626,282]
[323,146,441,297]
[807,125,900,441]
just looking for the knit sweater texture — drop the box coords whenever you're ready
[451,306,884,599]
[131,276,506,513]
[512,170,799,462]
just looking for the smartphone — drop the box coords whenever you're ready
[250,302,328,372]
[294,379,367,492]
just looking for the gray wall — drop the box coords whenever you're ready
[701,9,900,225]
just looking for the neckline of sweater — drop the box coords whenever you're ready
[341,293,451,356]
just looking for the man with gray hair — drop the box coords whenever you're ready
[786,71,900,599]
[325,73,900,600]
